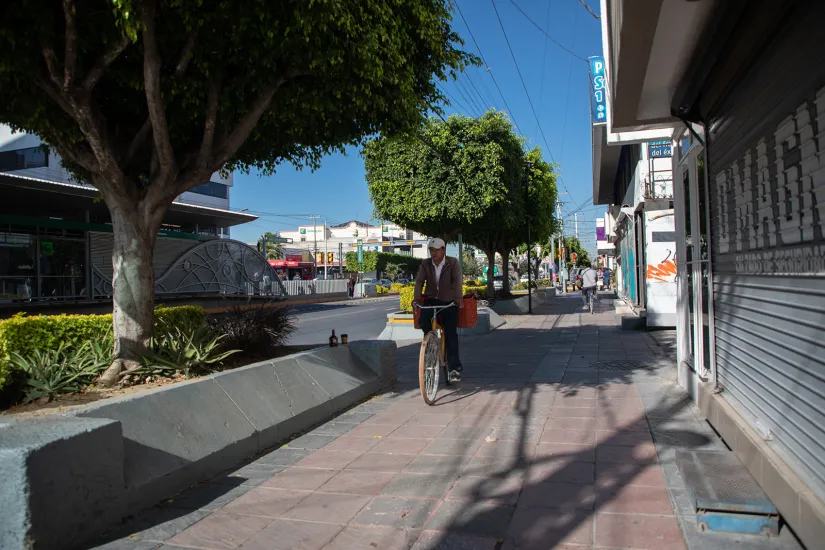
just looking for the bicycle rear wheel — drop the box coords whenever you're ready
[589,291,595,314]
[418,332,441,405]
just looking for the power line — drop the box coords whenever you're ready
[559,0,579,162]
[535,0,554,137]
[455,77,484,115]
[440,86,474,115]
[575,0,600,21]
[454,1,524,134]
[462,72,494,112]
[491,0,572,198]
[506,0,588,63]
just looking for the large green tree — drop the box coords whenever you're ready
[366,110,557,298]
[0,0,471,384]
[462,147,558,296]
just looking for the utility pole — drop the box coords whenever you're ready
[339,242,344,277]
[308,214,320,278]
[525,161,533,314]
[557,201,566,293]
[574,212,579,239]
[324,217,328,280]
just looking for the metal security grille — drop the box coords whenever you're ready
[704,3,825,502]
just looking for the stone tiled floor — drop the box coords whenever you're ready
[89,294,804,550]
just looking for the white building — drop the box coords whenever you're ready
[278,220,432,273]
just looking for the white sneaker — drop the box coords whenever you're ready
[448,370,462,383]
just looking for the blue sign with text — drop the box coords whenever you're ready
[589,56,607,124]
[648,140,673,158]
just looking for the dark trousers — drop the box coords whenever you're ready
[420,298,462,371]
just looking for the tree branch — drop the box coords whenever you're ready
[213,68,306,166]
[62,0,78,90]
[175,28,199,77]
[198,72,222,169]
[140,0,176,183]
[47,132,99,175]
[34,75,75,119]
[125,28,200,171]
[82,34,131,92]
[41,45,62,88]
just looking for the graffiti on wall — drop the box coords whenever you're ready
[647,250,677,283]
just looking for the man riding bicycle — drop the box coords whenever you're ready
[413,238,464,382]
[577,262,599,310]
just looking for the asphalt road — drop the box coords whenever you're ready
[286,296,400,345]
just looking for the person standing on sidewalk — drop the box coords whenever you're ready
[413,237,464,382]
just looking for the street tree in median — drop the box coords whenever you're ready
[463,147,558,296]
[0,0,471,385]
[365,110,528,298]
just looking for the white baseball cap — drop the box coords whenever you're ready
[428,237,446,249]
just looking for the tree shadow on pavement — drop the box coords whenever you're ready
[390,306,715,550]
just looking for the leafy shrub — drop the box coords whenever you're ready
[389,282,407,292]
[136,323,238,380]
[376,285,388,294]
[0,305,204,392]
[9,339,112,403]
[512,281,538,290]
[463,284,487,298]
[399,286,414,313]
[210,302,297,356]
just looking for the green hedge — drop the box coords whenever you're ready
[399,284,487,314]
[0,305,205,391]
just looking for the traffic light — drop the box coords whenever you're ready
[316,252,324,264]
[327,252,334,264]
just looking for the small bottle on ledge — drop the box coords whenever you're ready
[341,334,348,345]
[329,330,339,347]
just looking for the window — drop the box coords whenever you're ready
[188,181,228,199]
[0,147,48,171]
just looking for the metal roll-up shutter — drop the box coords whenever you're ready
[704,3,825,501]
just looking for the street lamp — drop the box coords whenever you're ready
[525,160,533,314]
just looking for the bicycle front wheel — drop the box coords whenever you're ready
[418,331,441,405]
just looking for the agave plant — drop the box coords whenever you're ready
[137,324,240,379]
[11,341,109,403]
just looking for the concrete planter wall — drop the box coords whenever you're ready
[0,341,396,550]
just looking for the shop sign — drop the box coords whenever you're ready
[588,56,607,124]
[648,140,673,158]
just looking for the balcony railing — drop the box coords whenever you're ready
[644,176,673,200]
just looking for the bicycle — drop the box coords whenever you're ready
[585,287,597,314]
[414,302,456,405]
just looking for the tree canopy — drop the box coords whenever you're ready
[564,236,591,268]
[0,0,472,384]
[344,251,421,276]
[365,110,557,296]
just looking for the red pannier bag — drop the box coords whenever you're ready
[413,295,478,329]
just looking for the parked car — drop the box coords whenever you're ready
[396,278,410,285]
[361,277,375,284]
[520,275,530,283]
[494,275,504,290]
[379,279,392,288]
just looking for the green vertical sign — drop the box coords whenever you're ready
[356,239,363,266]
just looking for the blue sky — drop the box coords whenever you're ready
[232,0,606,254]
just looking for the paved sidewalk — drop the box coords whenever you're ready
[90,294,804,550]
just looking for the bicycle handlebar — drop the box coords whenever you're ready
[413,302,456,311]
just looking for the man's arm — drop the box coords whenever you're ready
[414,263,425,303]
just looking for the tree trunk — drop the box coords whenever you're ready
[498,248,512,296]
[483,248,496,299]
[98,201,164,387]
